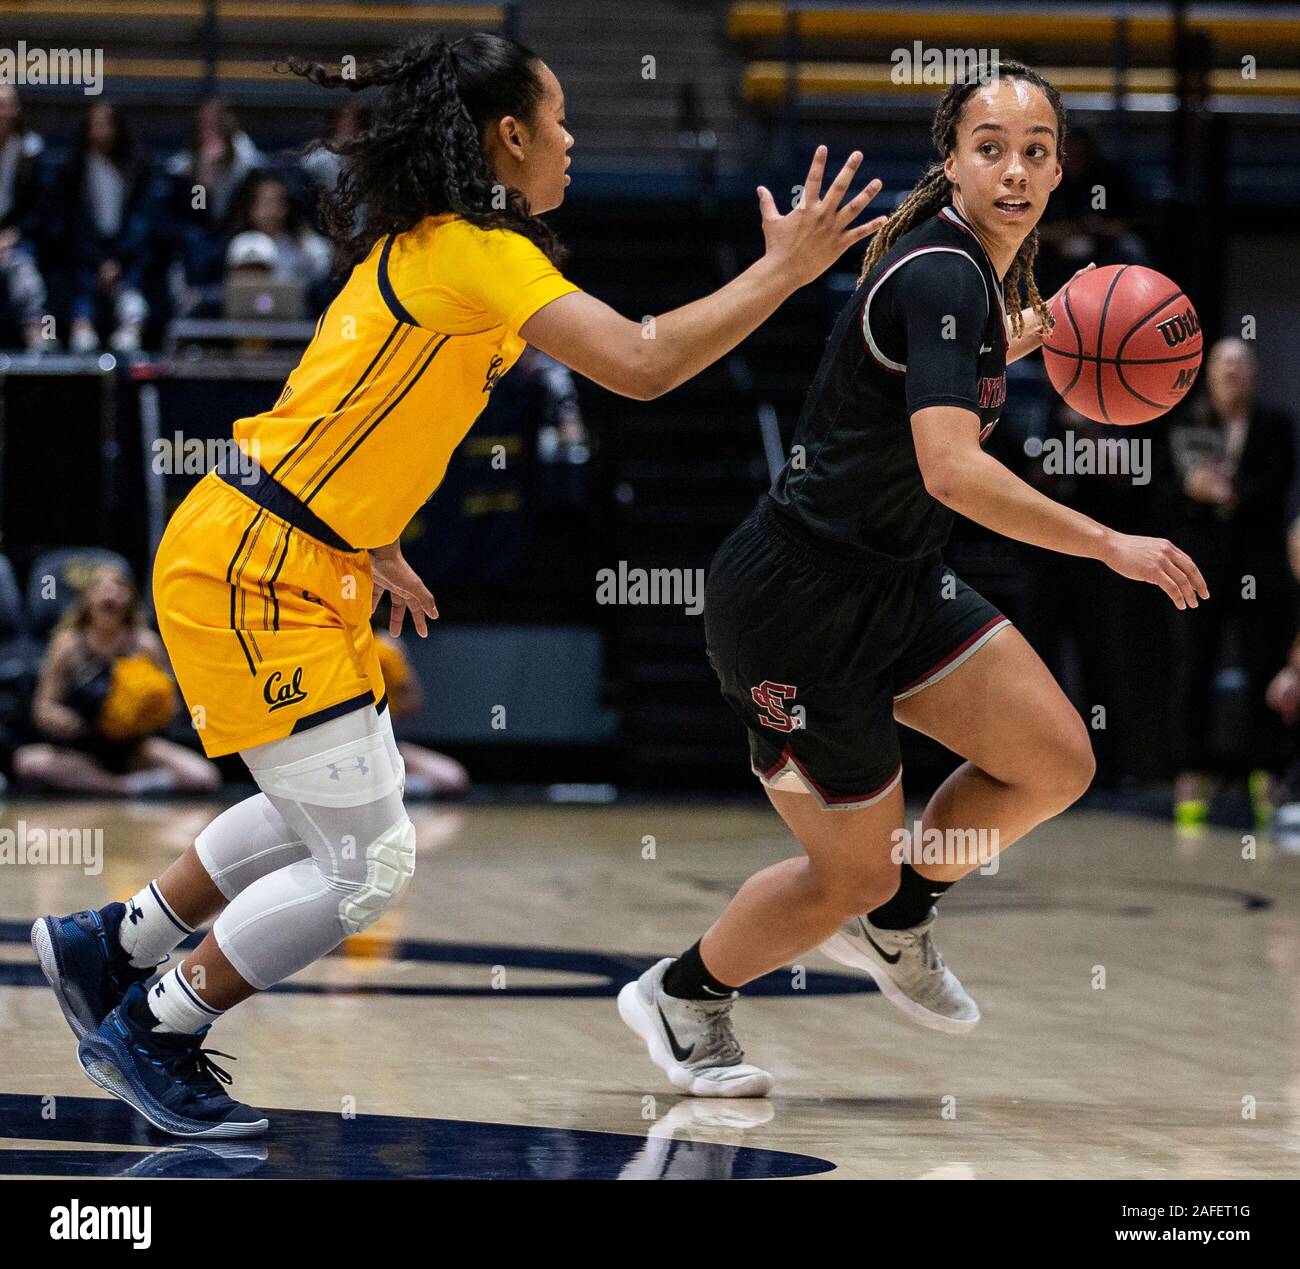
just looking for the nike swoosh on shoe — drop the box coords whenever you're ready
[862,925,902,965]
[657,1004,695,1062]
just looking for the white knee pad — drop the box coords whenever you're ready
[241,706,416,942]
[247,722,403,809]
[337,817,416,934]
[377,704,406,798]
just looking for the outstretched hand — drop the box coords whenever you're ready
[758,146,888,290]
[1102,532,1209,610]
[370,540,439,637]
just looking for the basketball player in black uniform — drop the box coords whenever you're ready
[619,61,1208,1096]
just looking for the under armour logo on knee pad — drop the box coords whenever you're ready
[326,757,370,780]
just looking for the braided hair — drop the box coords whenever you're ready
[282,33,566,274]
[856,60,1066,339]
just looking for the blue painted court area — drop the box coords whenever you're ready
[0,1094,834,1180]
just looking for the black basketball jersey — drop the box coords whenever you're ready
[770,203,1009,561]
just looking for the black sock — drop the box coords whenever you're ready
[868,863,955,931]
[126,989,160,1032]
[661,940,740,1000]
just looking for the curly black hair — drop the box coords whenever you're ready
[281,33,566,275]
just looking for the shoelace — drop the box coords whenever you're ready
[694,1001,744,1066]
[895,926,944,974]
[145,1040,238,1100]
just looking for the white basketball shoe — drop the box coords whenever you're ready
[819,907,980,1033]
[617,958,773,1097]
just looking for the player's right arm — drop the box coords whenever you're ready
[521,148,886,400]
[912,407,1208,610]
[896,251,1207,610]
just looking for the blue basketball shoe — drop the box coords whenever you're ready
[30,902,157,1039]
[77,983,268,1138]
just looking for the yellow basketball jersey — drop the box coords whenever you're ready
[231,213,579,549]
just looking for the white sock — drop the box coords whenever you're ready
[119,882,194,969]
[144,963,223,1034]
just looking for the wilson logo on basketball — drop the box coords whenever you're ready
[1043,264,1203,425]
[751,680,798,732]
[1154,307,1201,348]
[263,667,308,711]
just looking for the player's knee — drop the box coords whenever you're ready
[1032,722,1096,811]
[816,864,898,918]
[377,706,406,798]
[843,876,899,917]
[336,816,417,934]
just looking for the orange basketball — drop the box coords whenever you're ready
[1042,264,1202,425]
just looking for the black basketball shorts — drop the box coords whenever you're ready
[704,498,1011,810]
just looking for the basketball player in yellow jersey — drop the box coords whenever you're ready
[30,32,888,1136]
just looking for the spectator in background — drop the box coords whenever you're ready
[0,85,50,351]
[226,171,332,305]
[1036,126,1152,302]
[415,344,594,585]
[1265,517,1300,841]
[299,99,371,204]
[374,624,470,798]
[171,228,277,318]
[1166,337,1297,828]
[165,98,264,316]
[1263,514,1300,842]
[13,564,220,794]
[225,230,278,277]
[58,101,156,355]
[527,345,590,465]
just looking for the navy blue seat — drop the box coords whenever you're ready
[0,554,40,751]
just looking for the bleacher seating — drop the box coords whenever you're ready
[0,2,508,106]
[727,4,1300,61]
[721,2,1300,216]
[741,63,1300,105]
[727,4,1300,110]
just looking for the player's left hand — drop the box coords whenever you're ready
[1100,531,1209,610]
[370,541,439,637]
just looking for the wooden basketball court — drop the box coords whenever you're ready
[2,795,1297,1179]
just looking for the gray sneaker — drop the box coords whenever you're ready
[617,958,773,1097]
[819,907,980,1033]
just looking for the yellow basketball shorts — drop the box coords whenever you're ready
[153,470,385,757]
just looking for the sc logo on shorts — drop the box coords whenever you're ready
[751,680,801,732]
